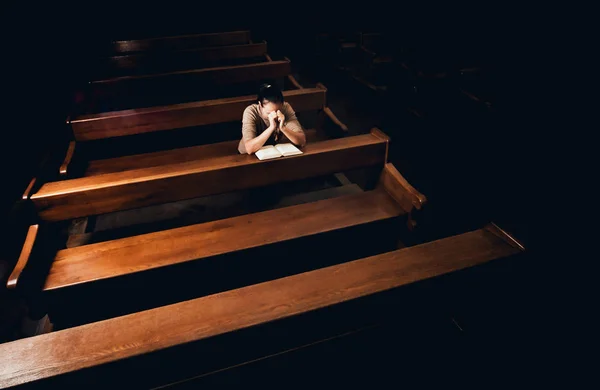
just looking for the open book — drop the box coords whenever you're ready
[255,143,303,160]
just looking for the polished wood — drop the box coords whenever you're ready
[31,133,388,221]
[71,88,326,141]
[378,163,427,213]
[43,189,403,291]
[22,178,37,200]
[90,61,291,88]
[99,42,268,78]
[59,141,76,176]
[6,225,39,289]
[90,60,291,96]
[323,107,349,132]
[287,74,303,89]
[0,226,523,387]
[84,129,320,176]
[111,31,251,54]
[486,223,525,251]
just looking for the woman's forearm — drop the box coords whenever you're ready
[244,125,275,154]
[280,125,306,147]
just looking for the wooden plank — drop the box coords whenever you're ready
[44,189,403,291]
[0,226,523,387]
[99,42,268,78]
[71,88,326,141]
[111,31,251,54]
[59,141,76,176]
[84,129,320,176]
[90,60,291,96]
[6,225,39,289]
[31,133,387,221]
[378,163,427,213]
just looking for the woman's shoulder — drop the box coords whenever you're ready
[243,104,260,117]
[282,102,295,113]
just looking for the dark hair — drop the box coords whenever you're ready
[257,83,284,105]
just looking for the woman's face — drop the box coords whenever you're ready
[260,101,282,118]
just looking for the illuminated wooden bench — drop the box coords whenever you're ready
[0,224,524,388]
[60,84,346,177]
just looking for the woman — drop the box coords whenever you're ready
[238,83,307,154]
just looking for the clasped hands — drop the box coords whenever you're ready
[268,110,286,134]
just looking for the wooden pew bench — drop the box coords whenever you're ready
[9,130,426,309]
[109,30,252,55]
[0,224,524,388]
[95,41,269,79]
[79,59,292,114]
[30,129,393,221]
[61,84,347,176]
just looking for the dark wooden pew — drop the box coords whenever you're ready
[110,30,251,55]
[0,224,524,388]
[70,87,327,142]
[96,41,268,79]
[82,59,292,113]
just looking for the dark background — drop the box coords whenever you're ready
[0,2,545,385]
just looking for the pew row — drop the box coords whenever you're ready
[80,59,292,114]
[96,41,268,79]
[10,130,423,291]
[90,59,290,97]
[110,30,251,55]
[31,130,386,222]
[0,224,524,388]
[69,86,334,142]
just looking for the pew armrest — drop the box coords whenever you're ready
[59,141,77,177]
[322,107,349,133]
[287,74,303,89]
[7,225,40,289]
[378,163,427,215]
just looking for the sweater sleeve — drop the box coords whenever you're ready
[281,103,304,134]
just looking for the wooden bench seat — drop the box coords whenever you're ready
[80,59,292,114]
[82,129,321,176]
[43,188,404,292]
[0,224,524,388]
[96,41,268,79]
[110,30,251,55]
[90,59,290,97]
[30,130,388,221]
[70,87,327,141]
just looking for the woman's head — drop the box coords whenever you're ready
[257,83,284,115]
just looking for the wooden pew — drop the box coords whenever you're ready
[82,59,292,113]
[110,30,251,55]
[96,41,268,79]
[30,130,390,222]
[60,85,347,178]
[9,130,423,292]
[0,224,524,388]
[69,87,327,142]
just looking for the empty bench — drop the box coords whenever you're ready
[0,224,524,388]
[95,41,269,79]
[109,30,252,55]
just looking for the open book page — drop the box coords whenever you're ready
[274,143,303,156]
[255,145,282,160]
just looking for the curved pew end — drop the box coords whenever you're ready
[22,178,37,201]
[6,225,40,290]
[485,223,526,251]
[59,141,76,177]
[377,162,427,231]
